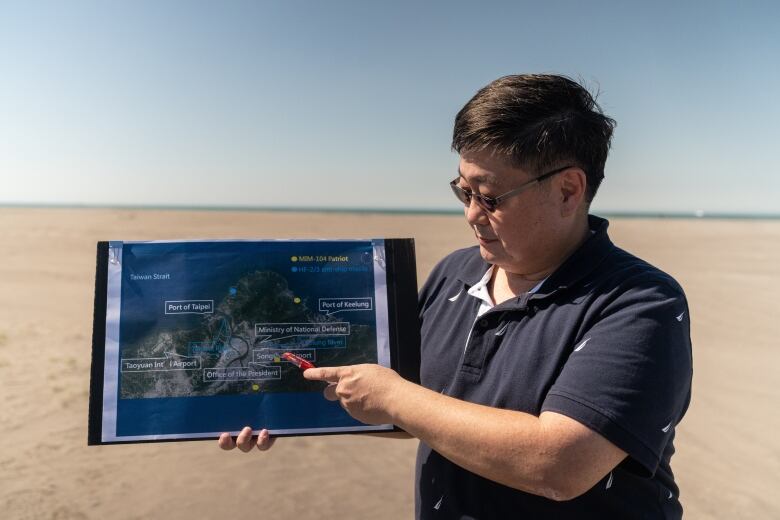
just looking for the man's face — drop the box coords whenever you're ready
[456,151,566,275]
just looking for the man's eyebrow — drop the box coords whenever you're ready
[456,168,497,186]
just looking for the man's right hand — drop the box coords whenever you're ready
[218,426,276,452]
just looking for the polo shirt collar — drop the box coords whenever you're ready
[466,265,496,308]
[531,214,613,299]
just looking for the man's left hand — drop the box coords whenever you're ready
[303,364,405,425]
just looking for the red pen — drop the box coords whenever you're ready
[281,352,316,371]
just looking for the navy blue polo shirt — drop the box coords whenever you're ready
[415,215,693,519]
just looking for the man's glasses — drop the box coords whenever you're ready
[449,164,574,212]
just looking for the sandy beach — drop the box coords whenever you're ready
[0,207,777,519]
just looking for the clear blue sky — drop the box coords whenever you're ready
[1,1,778,214]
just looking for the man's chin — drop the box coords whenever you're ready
[478,242,504,264]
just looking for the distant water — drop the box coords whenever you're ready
[1,202,779,220]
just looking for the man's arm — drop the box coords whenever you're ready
[304,365,626,501]
[392,381,625,500]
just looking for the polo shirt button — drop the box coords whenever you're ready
[479,319,489,328]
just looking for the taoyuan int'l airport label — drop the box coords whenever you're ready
[121,353,202,372]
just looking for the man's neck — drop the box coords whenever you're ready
[490,217,591,302]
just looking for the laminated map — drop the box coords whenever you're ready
[88,239,418,444]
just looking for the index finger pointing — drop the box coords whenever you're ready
[303,366,343,383]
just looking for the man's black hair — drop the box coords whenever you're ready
[452,74,616,202]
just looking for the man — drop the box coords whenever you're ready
[220,74,693,519]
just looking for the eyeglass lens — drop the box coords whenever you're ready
[451,183,497,212]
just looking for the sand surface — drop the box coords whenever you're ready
[0,208,778,519]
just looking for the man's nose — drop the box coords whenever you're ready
[464,198,489,225]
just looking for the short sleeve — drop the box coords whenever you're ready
[541,278,693,477]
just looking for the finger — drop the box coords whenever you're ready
[323,382,339,401]
[236,426,255,453]
[218,432,236,450]
[303,366,344,383]
[256,429,276,451]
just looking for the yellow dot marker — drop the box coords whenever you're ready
[252,384,260,391]
[293,297,301,304]
[273,356,281,363]
[291,256,298,262]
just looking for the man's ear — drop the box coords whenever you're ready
[558,167,587,217]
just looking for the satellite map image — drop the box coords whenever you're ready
[117,241,382,400]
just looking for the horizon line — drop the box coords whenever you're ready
[1,201,779,220]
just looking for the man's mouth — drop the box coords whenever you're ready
[473,225,497,244]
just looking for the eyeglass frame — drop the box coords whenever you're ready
[449,164,575,212]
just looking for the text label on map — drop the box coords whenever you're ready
[165,300,214,315]
[319,297,373,315]
[254,322,351,342]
